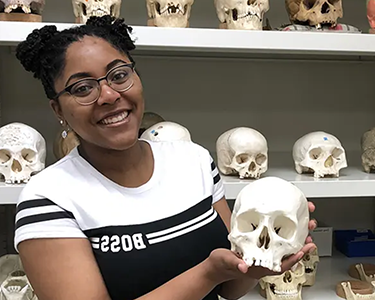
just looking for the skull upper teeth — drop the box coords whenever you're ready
[4,4,31,14]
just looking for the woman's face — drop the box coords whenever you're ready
[50,36,144,152]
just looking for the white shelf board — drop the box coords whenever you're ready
[0,182,24,204]
[2,21,375,58]
[238,253,375,300]
[222,166,375,199]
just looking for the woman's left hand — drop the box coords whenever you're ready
[237,201,317,280]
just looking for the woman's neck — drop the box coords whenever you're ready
[77,140,154,188]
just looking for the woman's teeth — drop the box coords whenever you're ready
[101,111,129,125]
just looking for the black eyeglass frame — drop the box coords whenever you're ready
[53,62,136,105]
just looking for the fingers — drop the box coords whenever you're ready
[308,219,317,230]
[305,236,313,243]
[308,201,315,213]
[281,243,316,272]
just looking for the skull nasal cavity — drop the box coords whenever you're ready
[248,0,256,5]
[257,226,270,249]
[283,271,292,283]
[321,2,330,13]
[11,159,22,172]
[249,162,256,171]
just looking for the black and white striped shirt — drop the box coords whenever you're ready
[14,140,230,300]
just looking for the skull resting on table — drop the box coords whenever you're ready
[0,0,45,15]
[214,0,270,30]
[141,121,192,142]
[285,0,343,29]
[0,122,46,184]
[72,0,122,24]
[229,177,310,273]
[146,0,194,27]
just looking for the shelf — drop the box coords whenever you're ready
[2,21,375,59]
[238,252,375,300]
[0,182,24,204]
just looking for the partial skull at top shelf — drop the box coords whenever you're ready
[0,122,46,184]
[146,0,194,28]
[292,131,347,178]
[285,0,343,29]
[214,0,269,30]
[72,0,122,24]
[361,127,375,173]
[216,127,268,180]
[0,0,45,22]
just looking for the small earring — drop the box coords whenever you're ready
[59,119,68,139]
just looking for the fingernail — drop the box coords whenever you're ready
[297,252,304,260]
[309,246,316,253]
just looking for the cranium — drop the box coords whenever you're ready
[216,127,268,179]
[146,0,194,27]
[285,0,343,29]
[259,261,306,300]
[0,122,46,184]
[140,121,191,142]
[229,177,310,273]
[292,131,347,178]
[214,0,269,30]
[139,112,165,138]
[361,127,375,173]
[72,0,121,24]
[0,0,45,14]
[302,247,319,286]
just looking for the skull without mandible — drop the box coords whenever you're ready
[146,0,194,27]
[1,0,45,14]
[140,121,192,142]
[292,131,347,178]
[216,127,268,179]
[259,261,307,300]
[285,0,343,29]
[72,0,122,24]
[214,0,269,30]
[229,177,310,273]
[302,247,319,286]
[0,122,46,184]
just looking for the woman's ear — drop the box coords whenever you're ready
[49,99,64,121]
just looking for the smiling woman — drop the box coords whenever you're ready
[12,15,316,300]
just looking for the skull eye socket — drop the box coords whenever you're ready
[255,154,267,165]
[303,0,317,10]
[79,3,87,16]
[248,0,257,5]
[21,149,37,163]
[309,147,322,160]
[273,216,296,240]
[332,147,343,159]
[0,150,11,164]
[236,154,250,164]
[237,211,260,233]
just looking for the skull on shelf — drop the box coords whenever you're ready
[146,0,194,27]
[216,127,268,179]
[228,177,310,273]
[139,112,165,137]
[259,261,306,300]
[292,131,347,178]
[214,0,269,30]
[140,121,192,142]
[72,0,122,24]
[302,247,319,286]
[285,0,343,29]
[0,254,37,300]
[361,127,375,173]
[0,122,46,184]
[0,0,45,15]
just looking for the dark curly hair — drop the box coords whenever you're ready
[15,15,136,100]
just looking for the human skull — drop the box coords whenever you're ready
[229,177,310,273]
[72,0,121,24]
[292,131,347,178]
[259,261,306,300]
[285,0,343,29]
[361,127,375,173]
[0,122,46,184]
[0,0,45,14]
[216,127,268,179]
[214,0,269,30]
[302,247,319,286]
[146,0,194,27]
[140,121,191,142]
[0,254,36,300]
[139,112,165,137]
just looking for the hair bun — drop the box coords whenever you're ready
[16,25,59,78]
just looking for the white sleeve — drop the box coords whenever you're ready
[209,155,225,204]
[14,183,87,252]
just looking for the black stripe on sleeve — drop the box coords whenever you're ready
[16,198,56,214]
[211,161,216,171]
[15,211,75,230]
[213,173,220,184]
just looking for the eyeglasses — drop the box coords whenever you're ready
[54,63,136,105]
